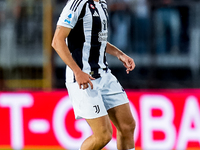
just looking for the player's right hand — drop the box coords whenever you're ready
[74,71,95,90]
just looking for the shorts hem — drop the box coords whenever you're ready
[107,101,129,111]
[75,113,108,120]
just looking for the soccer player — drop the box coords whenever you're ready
[52,0,136,149]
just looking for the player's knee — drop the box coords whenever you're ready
[120,119,136,137]
[130,119,136,132]
[128,119,136,134]
[102,128,112,143]
[95,128,112,145]
[103,132,112,144]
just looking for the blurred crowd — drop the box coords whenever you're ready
[108,0,150,54]
[0,0,42,68]
[0,0,200,90]
[0,0,191,57]
[107,0,190,55]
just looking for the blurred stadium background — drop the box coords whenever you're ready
[0,0,200,150]
[0,0,200,90]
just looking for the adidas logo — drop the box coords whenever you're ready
[93,11,99,17]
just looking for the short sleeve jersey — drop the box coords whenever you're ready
[57,0,109,82]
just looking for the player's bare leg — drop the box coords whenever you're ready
[80,115,113,150]
[108,103,135,150]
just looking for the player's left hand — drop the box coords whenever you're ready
[119,54,135,74]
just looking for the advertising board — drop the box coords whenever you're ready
[0,90,200,150]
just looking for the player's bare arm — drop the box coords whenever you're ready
[52,25,94,89]
[106,42,136,74]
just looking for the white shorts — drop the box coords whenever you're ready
[66,70,129,119]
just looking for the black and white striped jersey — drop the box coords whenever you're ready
[57,0,110,82]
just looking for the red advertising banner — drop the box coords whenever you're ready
[0,90,200,150]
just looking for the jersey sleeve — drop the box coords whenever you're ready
[57,0,87,29]
[100,0,107,9]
